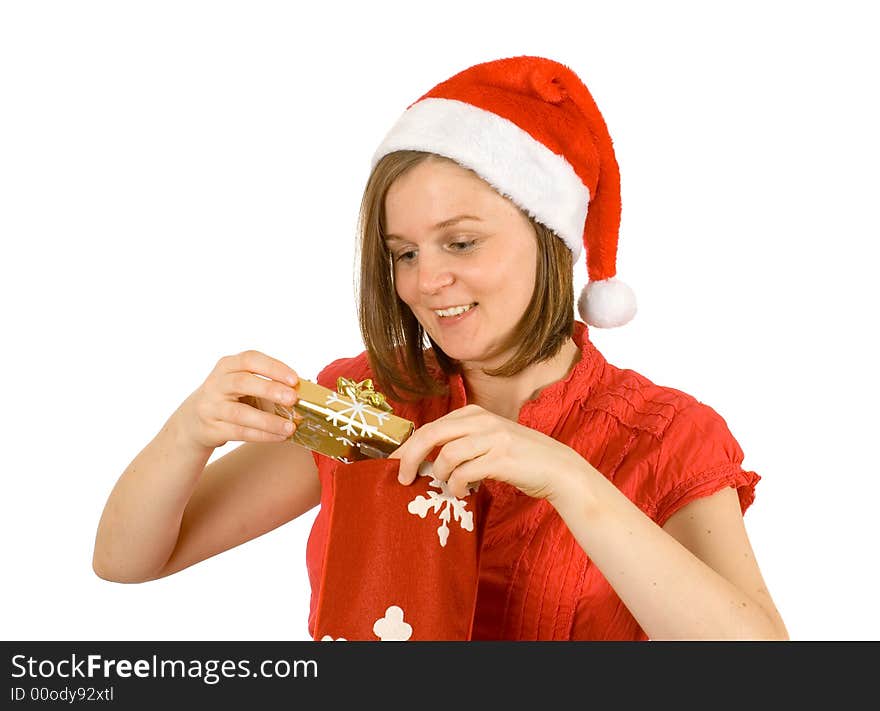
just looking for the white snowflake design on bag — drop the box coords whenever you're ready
[319,605,413,642]
[407,462,479,547]
[372,605,413,641]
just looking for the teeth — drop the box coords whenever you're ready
[434,303,476,317]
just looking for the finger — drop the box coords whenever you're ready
[395,417,483,486]
[228,371,299,409]
[219,350,300,387]
[239,395,305,422]
[446,457,486,499]
[388,405,483,460]
[223,400,297,439]
[431,435,491,484]
[228,423,294,444]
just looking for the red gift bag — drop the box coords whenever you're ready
[313,458,489,641]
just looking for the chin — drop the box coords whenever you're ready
[427,337,478,362]
[439,341,505,367]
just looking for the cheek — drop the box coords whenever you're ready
[513,269,537,301]
[486,257,534,302]
[393,270,416,305]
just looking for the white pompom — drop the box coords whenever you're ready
[577,278,637,328]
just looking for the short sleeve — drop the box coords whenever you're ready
[649,402,760,527]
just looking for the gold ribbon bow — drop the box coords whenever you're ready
[336,377,394,413]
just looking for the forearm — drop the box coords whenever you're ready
[92,410,213,583]
[550,463,785,640]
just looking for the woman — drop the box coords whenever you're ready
[93,55,787,641]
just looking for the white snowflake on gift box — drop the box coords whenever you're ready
[334,434,356,448]
[325,392,390,438]
[407,463,478,547]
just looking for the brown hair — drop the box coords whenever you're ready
[356,150,575,404]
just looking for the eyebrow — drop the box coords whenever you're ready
[383,214,483,243]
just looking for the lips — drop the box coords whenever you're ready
[434,302,478,318]
[430,301,477,310]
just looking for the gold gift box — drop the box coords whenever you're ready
[275,377,414,463]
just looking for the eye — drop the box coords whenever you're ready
[391,239,476,264]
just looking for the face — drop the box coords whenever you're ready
[383,158,538,370]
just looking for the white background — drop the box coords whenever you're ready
[2,0,877,642]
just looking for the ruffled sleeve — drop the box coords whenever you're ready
[647,402,760,527]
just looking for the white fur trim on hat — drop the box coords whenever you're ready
[578,278,637,328]
[371,97,590,258]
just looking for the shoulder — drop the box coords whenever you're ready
[582,361,759,525]
[315,349,451,427]
[588,360,745,465]
[585,360,705,441]
[314,351,375,390]
[313,351,431,423]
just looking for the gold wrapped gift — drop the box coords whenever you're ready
[275,377,414,463]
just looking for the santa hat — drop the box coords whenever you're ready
[370,55,637,328]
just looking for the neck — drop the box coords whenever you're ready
[461,337,581,420]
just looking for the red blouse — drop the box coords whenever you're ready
[305,321,760,640]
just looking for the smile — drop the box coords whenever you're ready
[433,303,477,318]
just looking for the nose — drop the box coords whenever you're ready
[417,253,454,295]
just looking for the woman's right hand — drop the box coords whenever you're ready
[176,350,302,451]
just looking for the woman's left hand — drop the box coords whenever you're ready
[388,404,591,503]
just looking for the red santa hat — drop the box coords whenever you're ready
[370,55,637,328]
